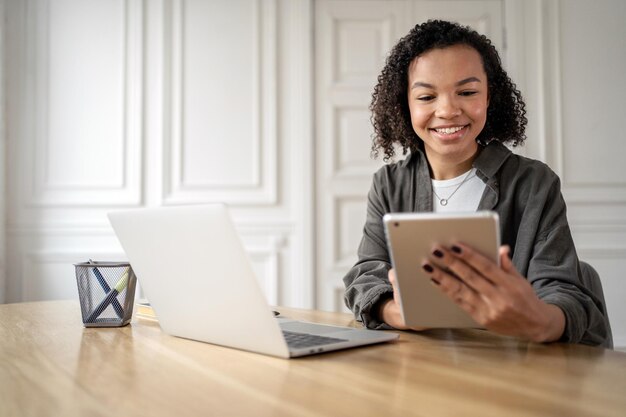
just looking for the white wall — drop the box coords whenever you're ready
[556,0,626,347]
[3,0,314,308]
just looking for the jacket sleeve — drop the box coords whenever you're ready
[522,175,610,347]
[343,174,394,329]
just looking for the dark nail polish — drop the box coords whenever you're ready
[430,278,440,286]
[422,263,434,273]
[433,249,444,258]
[451,245,462,254]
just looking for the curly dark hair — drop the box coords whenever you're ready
[371,20,527,161]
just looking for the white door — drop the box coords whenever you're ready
[314,0,504,312]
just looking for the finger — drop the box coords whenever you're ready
[425,262,485,317]
[380,269,405,329]
[448,242,509,285]
[388,268,396,285]
[428,246,497,296]
[499,245,515,273]
[388,268,401,303]
[424,262,475,302]
[456,296,479,316]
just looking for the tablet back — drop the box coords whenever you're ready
[383,211,500,328]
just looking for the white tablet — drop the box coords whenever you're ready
[383,211,500,329]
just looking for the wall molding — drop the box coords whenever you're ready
[19,225,289,303]
[332,105,384,178]
[7,218,295,237]
[538,0,626,204]
[21,250,126,301]
[280,0,315,308]
[330,13,394,88]
[577,248,626,261]
[509,0,626,204]
[332,195,367,268]
[247,248,280,306]
[0,0,6,303]
[314,1,410,312]
[26,0,144,207]
[162,0,278,205]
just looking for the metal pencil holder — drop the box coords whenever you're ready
[74,261,137,327]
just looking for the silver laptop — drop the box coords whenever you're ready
[108,204,398,358]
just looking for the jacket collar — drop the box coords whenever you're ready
[473,141,512,180]
[409,140,512,211]
[409,140,512,181]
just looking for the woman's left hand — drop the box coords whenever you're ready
[423,242,566,343]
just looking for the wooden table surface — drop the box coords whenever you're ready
[1,300,625,417]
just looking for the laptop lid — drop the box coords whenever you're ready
[108,204,290,357]
[108,204,398,358]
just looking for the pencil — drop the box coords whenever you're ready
[90,262,125,319]
[85,269,130,323]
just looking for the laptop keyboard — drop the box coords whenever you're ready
[282,331,348,349]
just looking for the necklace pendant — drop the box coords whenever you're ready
[432,169,475,208]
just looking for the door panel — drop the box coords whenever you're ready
[314,0,504,312]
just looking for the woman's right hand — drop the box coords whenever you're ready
[379,269,428,331]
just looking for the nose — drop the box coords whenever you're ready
[435,95,461,119]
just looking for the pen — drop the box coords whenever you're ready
[85,268,130,323]
[89,260,125,319]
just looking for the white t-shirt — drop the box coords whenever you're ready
[431,168,486,213]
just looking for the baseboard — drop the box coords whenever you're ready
[612,336,626,352]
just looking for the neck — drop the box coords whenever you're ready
[426,149,479,180]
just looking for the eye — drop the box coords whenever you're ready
[417,95,435,102]
[459,90,478,97]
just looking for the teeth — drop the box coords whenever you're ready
[435,126,464,134]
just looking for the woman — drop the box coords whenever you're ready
[343,20,610,346]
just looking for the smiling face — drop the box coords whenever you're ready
[407,44,489,178]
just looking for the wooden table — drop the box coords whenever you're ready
[1,301,625,417]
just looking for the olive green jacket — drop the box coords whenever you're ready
[343,141,611,347]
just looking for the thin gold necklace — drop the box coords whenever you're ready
[432,169,475,206]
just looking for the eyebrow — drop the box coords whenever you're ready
[410,77,482,90]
